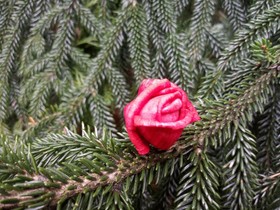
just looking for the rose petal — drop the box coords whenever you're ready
[124,79,171,155]
[124,79,200,155]
[170,83,200,123]
[124,104,151,155]
[138,79,161,94]
[138,92,182,123]
[137,127,183,150]
[127,130,150,155]
[161,98,182,114]
[134,111,193,129]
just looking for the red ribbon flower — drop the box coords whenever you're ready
[124,79,200,155]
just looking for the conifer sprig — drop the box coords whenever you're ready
[0,65,278,209]
[0,0,280,208]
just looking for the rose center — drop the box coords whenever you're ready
[138,93,183,123]
[159,98,182,122]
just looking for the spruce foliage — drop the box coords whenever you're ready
[0,0,280,209]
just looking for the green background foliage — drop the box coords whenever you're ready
[0,0,279,209]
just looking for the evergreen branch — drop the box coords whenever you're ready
[165,34,191,92]
[48,1,77,78]
[144,0,166,78]
[206,24,228,58]
[152,49,167,79]
[83,7,129,89]
[20,70,58,117]
[0,0,35,119]
[0,1,280,208]
[59,87,117,133]
[29,5,64,36]
[50,18,75,78]
[256,87,280,172]
[218,4,280,70]
[248,0,278,19]
[192,65,278,149]
[0,80,10,120]
[20,56,49,79]
[223,0,247,32]
[197,59,217,75]
[20,4,65,75]
[107,68,130,109]
[77,5,102,38]
[222,124,257,210]
[175,151,220,209]
[253,171,280,208]
[69,47,93,72]
[188,0,216,61]
[160,161,181,209]
[0,1,16,47]
[144,0,163,49]
[55,7,131,131]
[0,65,278,209]
[20,34,47,76]
[0,123,12,139]
[88,95,117,133]
[196,70,224,100]
[21,112,62,142]
[224,59,261,92]
[30,0,51,28]
[175,0,190,18]
[151,0,176,34]
[28,77,55,117]
[32,129,110,167]
[58,86,90,128]
[127,3,152,83]
[9,76,26,121]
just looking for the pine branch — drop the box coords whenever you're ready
[77,5,102,38]
[127,3,152,83]
[54,6,131,131]
[88,95,118,133]
[248,0,278,19]
[21,112,62,142]
[165,34,192,92]
[175,0,190,18]
[196,70,224,100]
[206,24,228,58]
[175,151,220,209]
[222,124,257,210]
[20,70,59,117]
[0,65,278,209]
[223,0,247,32]
[82,6,129,89]
[69,47,93,73]
[192,65,278,149]
[0,1,280,208]
[0,123,12,139]
[160,161,181,209]
[188,0,216,62]
[256,87,280,172]
[49,17,76,78]
[107,67,130,109]
[254,171,280,208]
[31,0,51,25]
[224,59,261,93]
[20,33,47,76]
[144,0,167,78]
[152,0,176,34]
[0,1,16,47]
[218,4,280,70]
[58,85,91,128]
[0,0,35,120]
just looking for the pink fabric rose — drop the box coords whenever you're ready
[124,79,200,155]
